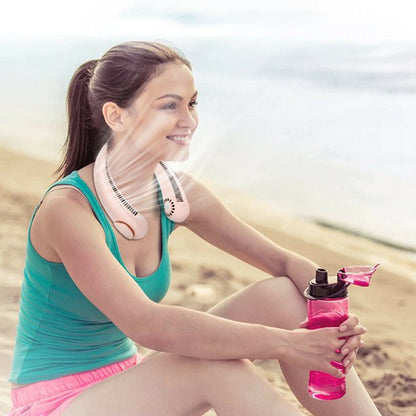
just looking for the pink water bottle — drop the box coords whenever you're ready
[304,265,378,400]
[305,268,349,400]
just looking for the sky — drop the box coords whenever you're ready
[1,0,416,43]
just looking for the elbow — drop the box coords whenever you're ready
[123,303,172,352]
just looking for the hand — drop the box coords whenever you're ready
[337,313,367,373]
[298,313,367,374]
[282,327,346,378]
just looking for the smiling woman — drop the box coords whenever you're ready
[7,40,380,416]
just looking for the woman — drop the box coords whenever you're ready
[9,41,381,416]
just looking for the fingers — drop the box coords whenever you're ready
[304,314,368,377]
[341,335,363,353]
[339,324,367,338]
[340,337,365,372]
[294,315,368,378]
[342,349,356,374]
[338,314,367,338]
[319,330,346,377]
[288,328,346,377]
[338,314,367,366]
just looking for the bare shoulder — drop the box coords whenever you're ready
[36,185,96,229]
[176,171,229,227]
[177,171,210,199]
[31,185,104,261]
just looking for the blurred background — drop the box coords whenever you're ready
[1,0,415,251]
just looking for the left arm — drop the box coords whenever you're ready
[181,174,317,294]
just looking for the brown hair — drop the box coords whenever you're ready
[56,41,191,178]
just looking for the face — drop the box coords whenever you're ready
[116,63,199,163]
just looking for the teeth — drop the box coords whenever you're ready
[167,135,190,143]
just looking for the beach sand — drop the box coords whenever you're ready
[1,144,415,415]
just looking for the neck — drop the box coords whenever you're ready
[105,144,160,213]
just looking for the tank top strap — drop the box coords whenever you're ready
[28,171,117,251]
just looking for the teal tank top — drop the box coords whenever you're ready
[10,171,175,384]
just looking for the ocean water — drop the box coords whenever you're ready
[0,2,415,250]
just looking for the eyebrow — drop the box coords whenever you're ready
[157,91,198,101]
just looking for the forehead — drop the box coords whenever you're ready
[140,63,196,100]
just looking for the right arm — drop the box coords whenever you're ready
[37,190,344,377]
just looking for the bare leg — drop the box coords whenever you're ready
[62,347,305,416]
[207,276,381,416]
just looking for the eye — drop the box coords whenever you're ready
[163,102,177,110]
[189,100,198,108]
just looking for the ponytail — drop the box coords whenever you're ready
[56,59,104,178]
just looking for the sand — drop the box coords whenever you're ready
[0,144,415,416]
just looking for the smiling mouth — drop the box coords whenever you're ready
[166,135,191,145]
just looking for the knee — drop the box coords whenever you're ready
[248,277,307,329]
[249,276,303,305]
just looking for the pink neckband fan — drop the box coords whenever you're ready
[94,143,190,240]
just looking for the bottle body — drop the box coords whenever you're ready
[307,297,349,400]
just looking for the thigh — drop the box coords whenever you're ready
[62,352,305,416]
[61,354,212,416]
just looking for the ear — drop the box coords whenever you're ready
[102,102,126,132]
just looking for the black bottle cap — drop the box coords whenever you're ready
[304,268,349,300]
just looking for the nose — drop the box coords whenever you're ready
[178,107,198,131]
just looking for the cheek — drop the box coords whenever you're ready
[156,114,180,134]
[140,114,177,141]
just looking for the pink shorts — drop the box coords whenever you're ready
[8,355,140,416]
